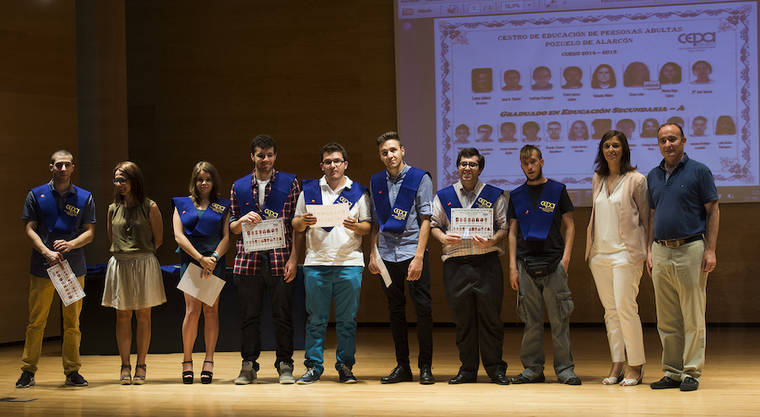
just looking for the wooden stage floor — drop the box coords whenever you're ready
[0,326,758,416]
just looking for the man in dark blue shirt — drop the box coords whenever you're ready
[17,150,96,388]
[646,123,719,392]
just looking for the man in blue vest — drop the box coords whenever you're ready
[508,144,581,385]
[430,147,510,385]
[229,134,301,384]
[368,131,435,384]
[17,150,95,388]
[292,142,371,384]
[646,123,719,392]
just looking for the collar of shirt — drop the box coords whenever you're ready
[48,180,75,197]
[453,180,484,206]
[386,163,410,184]
[252,169,276,185]
[658,153,689,175]
[319,175,353,196]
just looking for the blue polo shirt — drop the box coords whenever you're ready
[647,154,718,241]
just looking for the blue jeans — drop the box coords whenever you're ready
[303,266,363,375]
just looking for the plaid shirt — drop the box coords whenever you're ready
[230,169,301,276]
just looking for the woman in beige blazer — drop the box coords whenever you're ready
[586,130,649,386]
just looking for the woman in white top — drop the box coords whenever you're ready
[586,130,649,386]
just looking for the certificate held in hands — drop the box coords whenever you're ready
[46,259,85,307]
[242,218,286,253]
[449,208,494,239]
[306,203,349,228]
[177,263,226,307]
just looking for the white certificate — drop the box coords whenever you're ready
[177,262,225,307]
[242,218,286,253]
[449,208,493,239]
[372,243,393,288]
[46,260,85,307]
[306,203,349,228]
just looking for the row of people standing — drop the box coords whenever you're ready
[16,124,718,392]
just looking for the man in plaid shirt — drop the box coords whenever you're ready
[229,134,301,384]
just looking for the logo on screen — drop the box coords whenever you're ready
[677,32,716,47]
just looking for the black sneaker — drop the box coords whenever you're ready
[680,376,699,392]
[337,364,357,384]
[65,371,89,387]
[650,376,681,390]
[15,371,35,388]
[296,368,321,385]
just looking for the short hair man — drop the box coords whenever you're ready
[454,124,470,144]
[229,134,301,384]
[691,116,707,137]
[547,122,561,140]
[368,131,435,384]
[475,124,493,142]
[523,121,541,142]
[646,123,719,392]
[508,145,581,385]
[292,143,371,384]
[498,122,517,142]
[430,148,510,385]
[17,150,95,388]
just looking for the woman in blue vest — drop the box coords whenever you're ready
[585,130,649,386]
[102,161,166,385]
[172,161,230,384]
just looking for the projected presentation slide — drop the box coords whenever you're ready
[432,2,758,193]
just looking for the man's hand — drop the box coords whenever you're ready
[343,216,359,232]
[560,257,570,274]
[646,250,653,277]
[301,213,317,227]
[509,267,519,291]
[52,239,74,253]
[444,233,462,245]
[43,248,64,266]
[367,256,380,275]
[284,256,297,283]
[471,235,493,249]
[702,249,716,273]
[242,211,263,225]
[407,256,423,281]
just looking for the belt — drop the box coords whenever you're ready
[655,234,703,248]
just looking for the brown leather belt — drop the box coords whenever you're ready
[655,234,703,248]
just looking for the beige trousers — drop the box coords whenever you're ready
[651,240,707,381]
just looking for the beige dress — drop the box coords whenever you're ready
[102,198,166,310]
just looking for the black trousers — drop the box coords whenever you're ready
[442,252,506,377]
[234,255,294,370]
[382,253,434,369]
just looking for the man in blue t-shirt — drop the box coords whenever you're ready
[646,123,719,392]
[17,150,96,388]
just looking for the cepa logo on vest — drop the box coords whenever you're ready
[539,200,556,213]
[64,204,80,217]
[210,202,225,214]
[263,208,279,218]
[476,197,492,208]
[392,207,408,220]
[677,32,716,49]
[338,196,350,205]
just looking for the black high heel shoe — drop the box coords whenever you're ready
[182,360,193,384]
[200,360,214,384]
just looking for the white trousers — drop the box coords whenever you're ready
[589,251,646,366]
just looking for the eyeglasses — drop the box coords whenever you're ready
[321,159,346,166]
[458,162,479,168]
[113,177,128,184]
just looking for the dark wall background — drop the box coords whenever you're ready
[2,0,758,343]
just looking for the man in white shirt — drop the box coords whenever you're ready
[292,143,371,384]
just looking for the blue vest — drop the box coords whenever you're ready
[436,183,503,221]
[510,179,564,241]
[31,184,91,234]
[233,171,297,219]
[172,196,231,237]
[302,179,367,232]
[370,167,428,234]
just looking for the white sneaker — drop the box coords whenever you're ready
[234,360,256,385]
